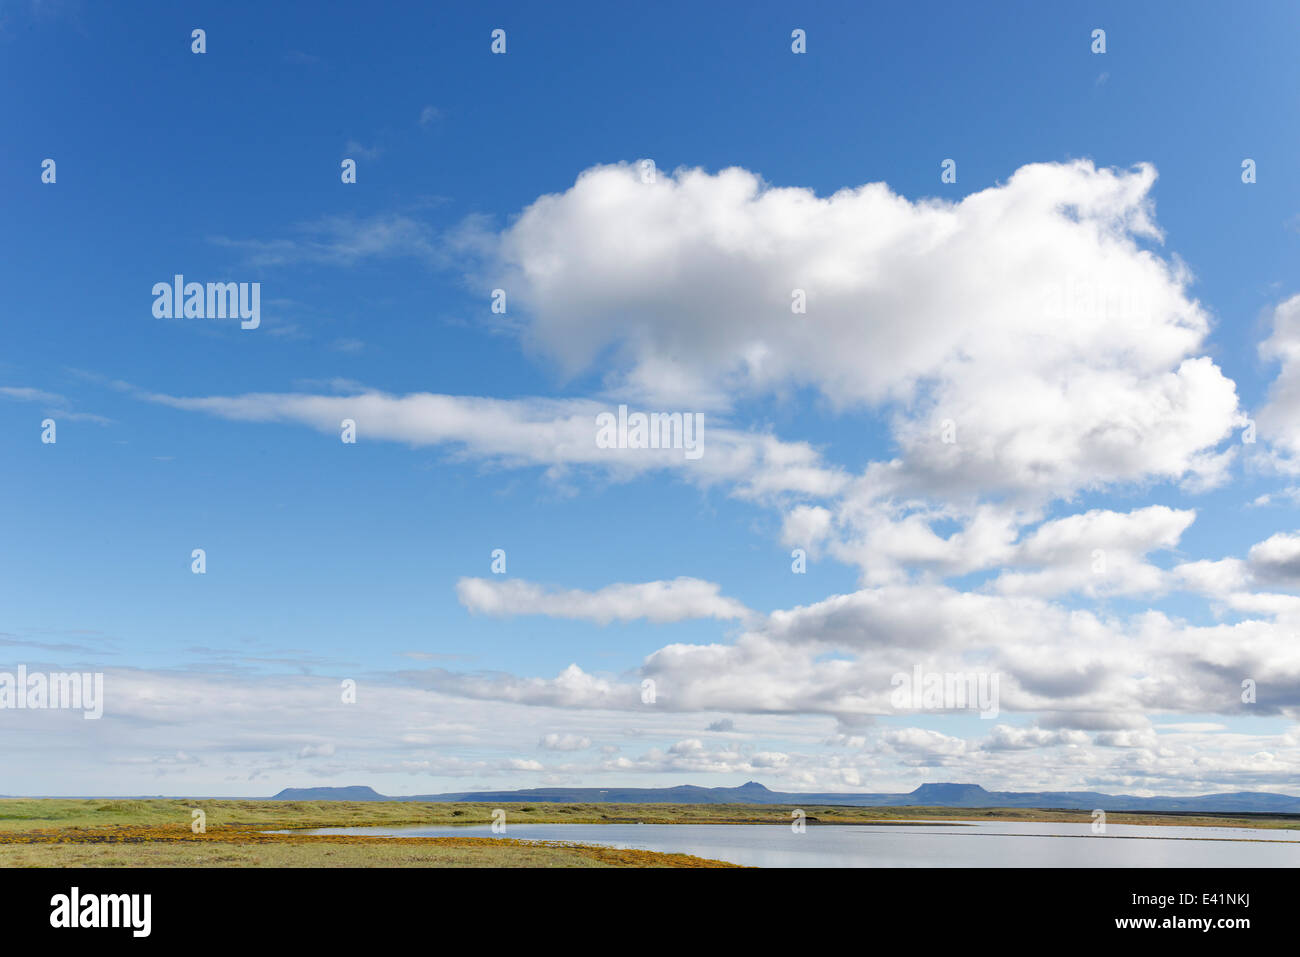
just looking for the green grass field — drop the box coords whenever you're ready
[2,798,1296,867]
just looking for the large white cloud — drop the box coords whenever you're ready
[493,159,1241,499]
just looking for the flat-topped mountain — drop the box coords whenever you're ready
[908,783,989,804]
[264,781,1300,814]
[272,785,385,801]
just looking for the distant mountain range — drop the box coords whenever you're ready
[269,780,1300,815]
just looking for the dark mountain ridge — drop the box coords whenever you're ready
[269,780,1300,814]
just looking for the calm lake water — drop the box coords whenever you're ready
[284,820,1300,867]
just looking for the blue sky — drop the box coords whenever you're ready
[3,0,1300,796]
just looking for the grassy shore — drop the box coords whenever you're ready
[2,798,1296,868]
[0,799,741,868]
